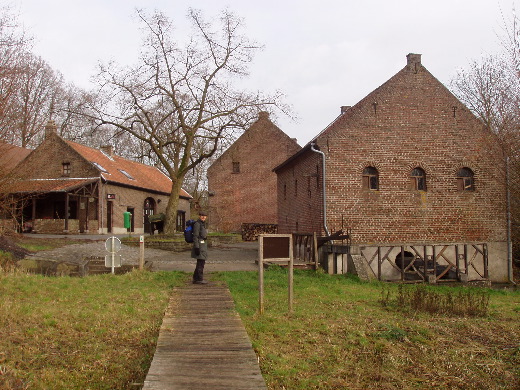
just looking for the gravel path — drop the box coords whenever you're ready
[23,236,259,273]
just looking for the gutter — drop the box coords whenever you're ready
[310,143,330,236]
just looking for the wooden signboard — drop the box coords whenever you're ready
[258,234,293,314]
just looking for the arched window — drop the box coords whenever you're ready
[411,167,427,191]
[362,167,379,190]
[457,168,475,191]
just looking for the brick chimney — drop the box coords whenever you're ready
[44,120,57,138]
[406,53,422,71]
[258,111,269,120]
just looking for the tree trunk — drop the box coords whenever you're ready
[164,178,184,235]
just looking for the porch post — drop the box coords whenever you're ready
[31,198,36,232]
[64,193,69,232]
[85,197,89,233]
[31,198,36,220]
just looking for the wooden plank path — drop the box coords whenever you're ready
[142,281,267,390]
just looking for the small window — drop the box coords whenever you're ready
[283,183,287,200]
[232,162,240,174]
[411,167,427,191]
[294,179,298,197]
[457,168,475,191]
[119,169,135,180]
[62,162,71,176]
[362,167,379,190]
[307,176,311,198]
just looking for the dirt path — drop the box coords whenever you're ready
[22,236,259,273]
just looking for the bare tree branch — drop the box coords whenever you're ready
[86,8,288,233]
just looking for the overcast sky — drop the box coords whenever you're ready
[14,0,518,145]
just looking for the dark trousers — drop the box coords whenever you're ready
[193,259,205,281]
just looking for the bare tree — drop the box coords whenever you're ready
[88,9,286,233]
[451,9,520,269]
[0,5,32,139]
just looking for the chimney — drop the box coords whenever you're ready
[45,120,57,138]
[406,53,422,71]
[258,111,269,120]
[340,106,351,114]
[100,145,114,157]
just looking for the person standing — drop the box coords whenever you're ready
[191,211,208,284]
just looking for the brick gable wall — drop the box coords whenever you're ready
[15,132,98,180]
[276,55,507,247]
[207,112,301,232]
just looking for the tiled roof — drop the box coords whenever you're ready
[0,142,32,174]
[2,178,98,194]
[65,140,191,199]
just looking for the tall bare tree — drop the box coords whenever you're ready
[88,9,286,233]
[451,9,520,269]
[0,5,31,139]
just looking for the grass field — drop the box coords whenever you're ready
[0,269,188,389]
[218,268,520,390]
[1,240,519,389]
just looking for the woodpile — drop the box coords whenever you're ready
[241,223,277,241]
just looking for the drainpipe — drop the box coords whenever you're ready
[310,143,330,236]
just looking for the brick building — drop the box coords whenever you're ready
[274,54,509,282]
[207,112,301,233]
[2,121,191,234]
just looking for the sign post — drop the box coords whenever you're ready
[258,234,293,314]
[105,236,122,274]
[139,235,145,270]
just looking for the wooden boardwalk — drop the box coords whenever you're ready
[142,281,267,390]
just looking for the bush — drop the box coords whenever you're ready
[380,284,490,317]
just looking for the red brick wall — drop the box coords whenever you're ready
[276,150,324,234]
[208,112,301,232]
[276,55,507,246]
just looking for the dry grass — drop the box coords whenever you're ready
[0,270,187,389]
[218,268,520,390]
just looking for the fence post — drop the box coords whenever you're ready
[259,236,264,314]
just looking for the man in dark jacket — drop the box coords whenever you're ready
[191,211,208,284]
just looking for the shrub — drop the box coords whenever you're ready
[381,284,490,317]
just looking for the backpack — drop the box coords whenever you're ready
[183,220,196,243]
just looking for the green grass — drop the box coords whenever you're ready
[1,254,519,389]
[0,269,188,389]
[216,267,520,390]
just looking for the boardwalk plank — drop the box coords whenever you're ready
[142,282,266,390]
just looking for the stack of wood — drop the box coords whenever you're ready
[241,223,278,241]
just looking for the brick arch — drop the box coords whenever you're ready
[357,161,383,173]
[404,162,432,176]
[452,163,479,177]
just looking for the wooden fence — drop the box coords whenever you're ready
[292,233,319,269]
[359,243,489,282]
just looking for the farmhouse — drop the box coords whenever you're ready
[1,121,191,234]
[274,54,509,283]
[207,111,301,234]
